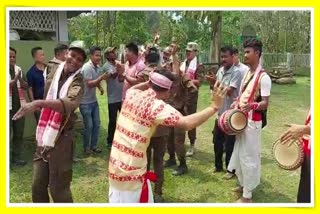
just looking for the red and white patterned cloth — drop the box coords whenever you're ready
[36,62,81,148]
[301,109,311,156]
[109,88,182,192]
[180,57,197,80]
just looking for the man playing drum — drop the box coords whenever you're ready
[279,110,311,203]
[212,46,244,179]
[228,39,272,203]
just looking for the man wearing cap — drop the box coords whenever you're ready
[101,47,124,149]
[180,42,205,157]
[163,44,198,176]
[12,42,87,202]
[161,46,173,69]
[108,66,228,203]
[43,44,81,163]
[80,46,109,155]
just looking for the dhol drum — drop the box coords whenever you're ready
[272,139,304,170]
[218,109,248,135]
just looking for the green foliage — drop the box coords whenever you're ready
[68,13,96,47]
[68,11,311,57]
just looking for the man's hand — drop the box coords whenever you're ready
[110,71,118,79]
[170,43,178,55]
[10,68,22,85]
[206,75,216,86]
[100,73,110,81]
[12,101,41,120]
[211,81,228,109]
[118,75,125,82]
[280,124,309,145]
[240,102,251,112]
[116,63,125,75]
[15,69,22,81]
[154,32,160,43]
[230,100,238,109]
[189,81,198,91]
[99,87,104,95]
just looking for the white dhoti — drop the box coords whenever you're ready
[108,180,154,203]
[227,118,262,199]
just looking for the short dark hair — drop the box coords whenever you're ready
[146,47,160,64]
[10,47,16,54]
[233,48,239,54]
[125,42,139,56]
[150,67,176,92]
[243,38,263,57]
[31,47,42,57]
[31,46,42,57]
[220,46,234,55]
[54,44,68,56]
[89,46,101,55]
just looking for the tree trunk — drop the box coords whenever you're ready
[96,11,99,46]
[110,12,117,47]
[210,12,222,63]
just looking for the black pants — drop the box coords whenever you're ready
[107,102,122,146]
[10,111,25,162]
[213,119,235,171]
[297,155,311,203]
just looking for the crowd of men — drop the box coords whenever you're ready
[9,36,311,204]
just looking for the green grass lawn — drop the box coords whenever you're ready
[9,76,310,203]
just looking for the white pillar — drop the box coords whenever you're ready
[57,11,68,42]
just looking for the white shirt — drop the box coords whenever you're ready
[260,74,272,97]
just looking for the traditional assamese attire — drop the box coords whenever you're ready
[108,72,182,203]
[228,64,272,199]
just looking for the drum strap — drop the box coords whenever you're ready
[248,70,265,103]
[241,73,255,94]
[238,69,265,104]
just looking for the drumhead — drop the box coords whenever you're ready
[230,111,247,131]
[273,140,303,170]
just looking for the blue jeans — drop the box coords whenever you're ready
[80,102,101,151]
